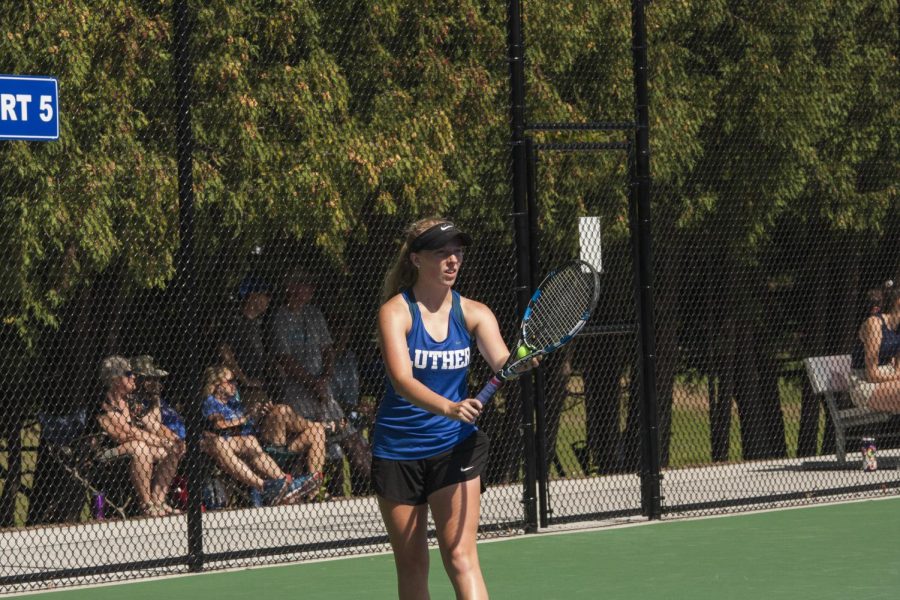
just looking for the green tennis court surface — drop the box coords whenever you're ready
[22,497,900,599]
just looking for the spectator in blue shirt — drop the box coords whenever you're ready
[199,366,319,506]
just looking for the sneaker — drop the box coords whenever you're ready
[261,477,289,506]
[282,472,324,504]
[249,487,264,508]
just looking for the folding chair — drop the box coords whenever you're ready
[803,354,891,465]
[36,410,134,519]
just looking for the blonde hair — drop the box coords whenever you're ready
[380,217,447,304]
[202,366,232,397]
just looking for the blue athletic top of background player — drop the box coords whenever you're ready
[851,312,900,369]
[372,288,476,460]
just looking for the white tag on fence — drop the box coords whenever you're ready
[578,216,602,273]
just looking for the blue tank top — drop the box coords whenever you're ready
[372,289,475,460]
[851,314,900,369]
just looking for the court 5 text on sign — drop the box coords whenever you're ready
[0,94,54,122]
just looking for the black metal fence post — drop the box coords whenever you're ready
[630,0,662,519]
[524,138,552,528]
[507,0,538,533]
[172,0,203,570]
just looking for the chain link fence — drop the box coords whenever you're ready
[647,0,899,518]
[0,0,897,593]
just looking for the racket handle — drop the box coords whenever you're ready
[475,376,503,405]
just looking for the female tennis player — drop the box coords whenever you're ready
[848,280,900,411]
[373,217,533,599]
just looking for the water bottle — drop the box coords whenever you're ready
[861,437,877,471]
[170,477,188,512]
[177,480,188,511]
[92,492,106,520]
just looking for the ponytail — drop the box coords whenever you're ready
[380,217,446,304]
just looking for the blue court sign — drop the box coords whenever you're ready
[0,75,59,141]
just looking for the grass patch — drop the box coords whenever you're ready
[0,423,39,527]
[552,373,816,473]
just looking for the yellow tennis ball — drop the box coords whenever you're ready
[516,345,529,360]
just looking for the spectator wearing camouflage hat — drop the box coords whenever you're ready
[131,354,186,446]
[95,355,182,517]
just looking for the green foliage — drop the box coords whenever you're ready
[654,0,898,244]
[0,0,896,362]
[1,1,176,346]
[0,1,894,513]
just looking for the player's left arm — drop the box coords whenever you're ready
[462,297,510,372]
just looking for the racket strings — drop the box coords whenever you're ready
[525,267,596,348]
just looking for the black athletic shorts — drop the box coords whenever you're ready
[372,430,490,505]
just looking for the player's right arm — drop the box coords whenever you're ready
[378,295,481,424]
[861,316,900,383]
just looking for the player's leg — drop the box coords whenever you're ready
[286,420,326,474]
[377,496,431,600]
[233,434,285,480]
[429,478,488,600]
[867,379,900,412]
[200,434,265,489]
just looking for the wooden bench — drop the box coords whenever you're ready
[803,354,891,465]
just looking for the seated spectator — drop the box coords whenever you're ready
[325,317,372,497]
[270,268,334,423]
[95,355,182,517]
[218,276,275,405]
[216,276,326,481]
[131,355,186,451]
[199,366,321,505]
[130,354,188,510]
[252,401,327,480]
[849,280,900,411]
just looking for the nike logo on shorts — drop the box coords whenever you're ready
[440,224,452,231]
[460,465,475,472]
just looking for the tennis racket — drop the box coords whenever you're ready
[475,259,600,404]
